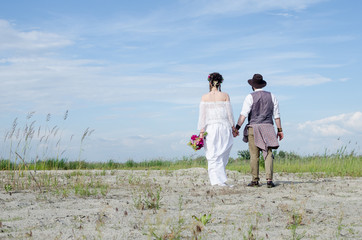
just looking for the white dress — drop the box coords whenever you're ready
[198,101,234,186]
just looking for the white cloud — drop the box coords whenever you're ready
[267,52,317,60]
[120,135,154,148]
[0,54,208,113]
[0,19,72,50]
[345,112,362,131]
[298,35,356,45]
[0,17,208,109]
[298,112,362,137]
[271,74,331,86]
[0,57,106,111]
[339,78,349,82]
[270,12,295,17]
[186,0,327,17]
[280,112,362,156]
[307,63,347,69]
[87,130,198,161]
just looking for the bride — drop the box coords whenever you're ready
[198,72,237,187]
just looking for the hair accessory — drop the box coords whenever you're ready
[208,72,223,83]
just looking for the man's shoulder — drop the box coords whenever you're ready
[243,93,253,104]
[251,90,272,96]
[252,89,271,93]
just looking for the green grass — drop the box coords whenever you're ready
[228,149,362,177]
[0,156,206,171]
[228,155,361,177]
[1,152,361,177]
[274,155,361,176]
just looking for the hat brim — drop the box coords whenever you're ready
[248,79,267,88]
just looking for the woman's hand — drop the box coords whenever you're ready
[199,132,204,139]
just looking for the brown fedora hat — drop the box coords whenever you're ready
[248,73,267,88]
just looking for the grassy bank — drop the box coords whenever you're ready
[1,152,361,177]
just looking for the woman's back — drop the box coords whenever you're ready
[198,91,234,130]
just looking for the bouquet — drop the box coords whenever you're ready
[187,132,208,151]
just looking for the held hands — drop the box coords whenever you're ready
[232,126,239,138]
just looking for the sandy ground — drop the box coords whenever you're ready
[0,168,361,239]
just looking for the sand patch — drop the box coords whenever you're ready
[0,168,361,239]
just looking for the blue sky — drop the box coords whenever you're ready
[1,0,361,162]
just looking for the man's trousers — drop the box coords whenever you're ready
[248,127,273,181]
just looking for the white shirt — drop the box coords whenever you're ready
[240,89,280,119]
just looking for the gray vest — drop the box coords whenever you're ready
[247,91,274,125]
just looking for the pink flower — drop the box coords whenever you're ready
[187,132,207,151]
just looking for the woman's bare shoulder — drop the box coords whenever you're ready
[201,93,211,101]
[220,92,230,101]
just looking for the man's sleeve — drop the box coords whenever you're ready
[240,94,253,117]
[271,93,280,119]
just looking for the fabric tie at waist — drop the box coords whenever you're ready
[243,124,279,159]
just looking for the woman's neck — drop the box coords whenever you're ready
[210,87,218,92]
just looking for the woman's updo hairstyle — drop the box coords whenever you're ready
[208,72,223,92]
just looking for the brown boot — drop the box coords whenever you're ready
[267,181,275,188]
[247,181,260,187]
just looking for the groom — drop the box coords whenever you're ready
[234,74,284,188]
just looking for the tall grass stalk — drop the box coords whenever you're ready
[78,127,94,168]
[1,111,97,193]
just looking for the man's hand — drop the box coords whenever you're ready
[277,132,284,141]
[275,118,283,141]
